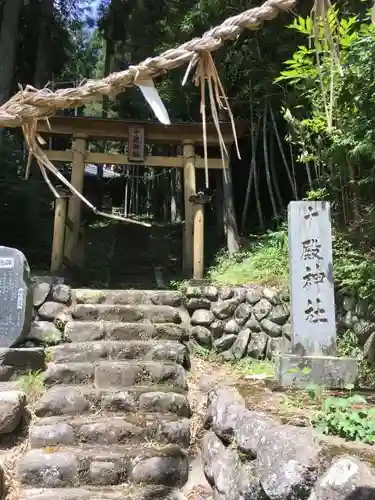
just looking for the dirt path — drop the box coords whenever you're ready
[183,356,244,500]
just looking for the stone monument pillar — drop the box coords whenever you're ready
[276,201,358,388]
[0,246,33,347]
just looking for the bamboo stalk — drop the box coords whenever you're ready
[253,146,264,232]
[124,166,129,217]
[289,140,297,198]
[305,162,313,189]
[269,105,298,200]
[263,103,277,219]
[268,126,283,211]
[241,115,261,234]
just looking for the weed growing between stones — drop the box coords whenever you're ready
[44,349,53,363]
[16,370,45,406]
[169,279,190,291]
[192,344,217,361]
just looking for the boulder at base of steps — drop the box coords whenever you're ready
[43,360,188,389]
[18,444,188,488]
[18,287,191,500]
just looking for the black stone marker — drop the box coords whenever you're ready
[0,246,33,347]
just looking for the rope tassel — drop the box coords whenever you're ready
[192,52,241,188]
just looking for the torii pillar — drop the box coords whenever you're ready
[64,134,87,267]
[190,192,211,280]
[183,140,196,275]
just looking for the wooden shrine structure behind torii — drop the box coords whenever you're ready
[37,115,246,279]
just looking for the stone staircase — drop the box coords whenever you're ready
[17,289,191,500]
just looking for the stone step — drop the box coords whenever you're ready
[30,412,190,448]
[0,348,45,381]
[73,289,182,307]
[0,381,21,391]
[43,360,187,389]
[71,304,182,324]
[46,340,190,369]
[19,486,187,500]
[65,321,189,343]
[35,384,190,418]
[18,444,188,488]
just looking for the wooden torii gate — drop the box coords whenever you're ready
[38,115,246,279]
[0,0,296,283]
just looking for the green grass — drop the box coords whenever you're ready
[17,370,45,404]
[233,359,275,378]
[207,228,289,287]
[168,227,289,290]
[193,343,214,360]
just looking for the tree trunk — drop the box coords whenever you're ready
[135,166,139,214]
[163,169,169,221]
[263,104,277,218]
[241,116,260,234]
[0,0,23,105]
[171,169,178,223]
[347,161,360,226]
[34,0,54,88]
[215,170,225,241]
[97,38,113,210]
[269,131,283,212]
[102,38,113,118]
[223,164,240,254]
[175,168,182,221]
[124,167,129,217]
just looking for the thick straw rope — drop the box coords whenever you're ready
[0,0,296,127]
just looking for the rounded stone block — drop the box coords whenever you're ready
[0,390,26,435]
[32,282,51,308]
[18,449,78,487]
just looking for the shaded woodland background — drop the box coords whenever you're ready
[0,0,373,278]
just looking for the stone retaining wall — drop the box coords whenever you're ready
[27,281,73,347]
[183,285,291,361]
[337,295,375,362]
[203,386,375,499]
[184,284,375,363]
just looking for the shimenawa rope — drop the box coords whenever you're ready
[0,0,296,126]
